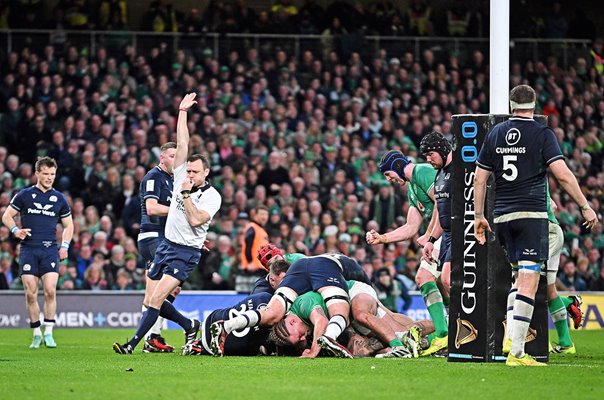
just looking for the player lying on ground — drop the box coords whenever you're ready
[270,280,434,358]
[209,254,362,358]
[182,292,273,356]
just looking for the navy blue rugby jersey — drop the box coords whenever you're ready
[476,116,563,216]
[434,161,453,232]
[9,186,71,247]
[139,166,173,234]
[202,292,272,356]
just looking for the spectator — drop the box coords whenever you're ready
[82,263,108,290]
[372,267,406,313]
[98,0,128,30]
[236,205,269,293]
[559,260,588,292]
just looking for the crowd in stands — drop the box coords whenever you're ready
[0,3,603,304]
[0,0,599,40]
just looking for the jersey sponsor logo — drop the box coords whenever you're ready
[417,201,425,211]
[505,128,521,145]
[146,180,155,192]
[28,202,56,216]
[33,202,53,210]
[522,248,537,256]
[327,277,341,284]
[49,195,58,202]
[435,185,450,199]
[23,264,31,271]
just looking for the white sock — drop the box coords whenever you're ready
[44,320,54,335]
[505,288,517,341]
[510,294,534,358]
[224,310,259,334]
[147,317,164,338]
[324,315,347,340]
[33,326,42,336]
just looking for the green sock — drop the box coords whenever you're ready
[389,339,403,347]
[548,296,572,347]
[443,296,450,307]
[420,281,448,338]
[427,332,436,346]
[560,296,573,308]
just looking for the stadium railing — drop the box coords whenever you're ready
[0,29,592,70]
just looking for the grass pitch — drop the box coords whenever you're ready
[1,329,603,400]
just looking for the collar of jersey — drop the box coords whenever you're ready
[190,180,211,194]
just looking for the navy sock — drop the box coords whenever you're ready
[160,300,192,331]
[128,307,160,349]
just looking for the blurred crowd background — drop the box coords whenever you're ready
[0,1,602,309]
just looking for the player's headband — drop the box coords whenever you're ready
[509,100,535,110]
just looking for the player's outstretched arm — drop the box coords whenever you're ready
[174,93,197,169]
[473,166,492,245]
[549,159,598,230]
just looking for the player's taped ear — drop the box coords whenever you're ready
[320,287,350,307]
[274,287,298,312]
[379,150,409,181]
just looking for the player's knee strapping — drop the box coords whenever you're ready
[274,288,298,312]
[517,260,544,273]
[320,287,349,308]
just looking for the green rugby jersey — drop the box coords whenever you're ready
[407,163,436,220]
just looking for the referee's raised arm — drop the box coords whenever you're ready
[174,92,198,169]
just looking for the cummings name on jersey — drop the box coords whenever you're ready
[495,147,526,154]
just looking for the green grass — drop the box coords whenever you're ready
[1,329,603,400]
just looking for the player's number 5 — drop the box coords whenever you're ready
[502,155,518,181]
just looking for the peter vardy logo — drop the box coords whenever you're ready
[505,128,521,146]
[28,202,56,216]
[523,248,537,256]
